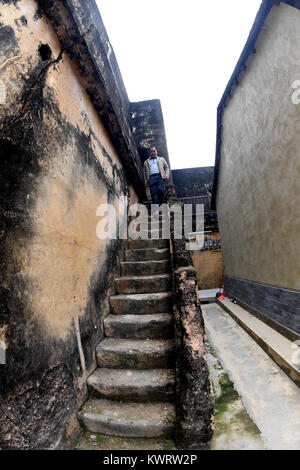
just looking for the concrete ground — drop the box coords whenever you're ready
[203,302,300,450]
[205,337,265,450]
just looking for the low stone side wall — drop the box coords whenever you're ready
[167,186,214,449]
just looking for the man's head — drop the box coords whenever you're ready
[148,146,157,158]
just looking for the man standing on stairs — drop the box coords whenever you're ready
[143,146,170,205]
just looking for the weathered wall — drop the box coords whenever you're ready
[216,2,300,334]
[191,248,223,290]
[172,167,214,198]
[217,2,300,290]
[131,100,171,170]
[36,0,146,200]
[0,0,139,449]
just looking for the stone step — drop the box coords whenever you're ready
[140,221,171,230]
[136,229,170,238]
[78,398,175,438]
[110,292,173,315]
[217,298,300,389]
[124,248,170,262]
[141,229,170,239]
[115,273,172,294]
[104,313,174,339]
[140,213,170,220]
[96,338,175,369]
[135,218,170,232]
[87,368,175,402]
[121,260,171,276]
[128,239,169,250]
[129,217,170,227]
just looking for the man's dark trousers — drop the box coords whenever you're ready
[149,173,165,205]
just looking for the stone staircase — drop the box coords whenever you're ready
[78,213,176,439]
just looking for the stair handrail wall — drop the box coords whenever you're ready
[166,184,215,450]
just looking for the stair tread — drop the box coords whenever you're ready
[78,398,175,438]
[88,368,175,389]
[124,248,170,262]
[104,313,174,339]
[128,239,169,249]
[110,292,173,301]
[121,260,170,265]
[104,312,173,328]
[98,338,175,352]
[125,247,169,252]
[110,292,173,315]
[115,273,171,281]
[121,259,171,276]
[87,368,175,401]
[96,338,174,369]
[105,312,173,320]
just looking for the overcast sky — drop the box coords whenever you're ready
[96,0,262,169]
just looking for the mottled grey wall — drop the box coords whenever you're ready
[130,100,171,170]
[172,167,214,198]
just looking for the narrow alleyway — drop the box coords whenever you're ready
[203,303,300,450]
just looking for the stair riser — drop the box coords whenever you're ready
[87,381,175,403]
[115,276,172,294]
[96,349,174,369]
[129,215,169,222]
[124,249,170,262]
[110,295,173,315]
[128,239,169,250]
[121,261,171,276]
[139,222,170,229]
[138,215,170,220]
[104,316,174,339]
[79,414,174,438]
[133,230,170,239]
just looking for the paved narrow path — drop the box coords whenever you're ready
[202,303,300,450]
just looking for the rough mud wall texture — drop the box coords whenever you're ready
[167,186,214,449]
[173,267,214,450]
[0,0,136,449]
[216,2,300,291]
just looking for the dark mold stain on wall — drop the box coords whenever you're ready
[0,364,77,449]
[0,24,19,54]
